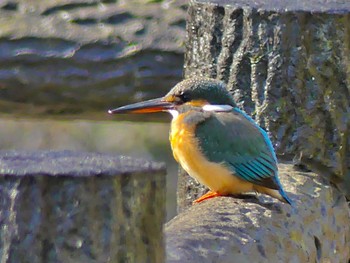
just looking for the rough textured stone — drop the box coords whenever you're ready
[0,0,186,118]
[194,0,350,12]
[0,150,166,263]
[170,0,350,261]
[177,0,350,211]
[167,162,350,263]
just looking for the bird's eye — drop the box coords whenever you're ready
[177,92,190,103]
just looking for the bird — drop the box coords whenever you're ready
[108,78,292,205]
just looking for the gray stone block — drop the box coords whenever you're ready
[167,162,350,262]
[177,0,350,210]
[0,0,187,118]
[0,150,166,263]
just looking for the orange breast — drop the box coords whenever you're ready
[169,112,253,195]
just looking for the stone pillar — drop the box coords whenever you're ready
[167,163,350,263]
[166,0,350,262]
[0,150,166,263]
[177,0,350,210]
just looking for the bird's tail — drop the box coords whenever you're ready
[278,188,293,205]
[274,172,293,206]
[254,185,293,206]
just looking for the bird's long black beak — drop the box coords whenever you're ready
[108,97,174,114]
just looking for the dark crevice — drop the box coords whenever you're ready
[322,106,335,160]
[179,3,188,11]
[277,13,299,151]
[39,176,54,262]
[229,9,244,53]
[314,236,322,262]
[103,12,134,24]
[135,27,146,36]
[71,18,98,25]
[209,6,225,78]
[41,2,98,16]
[170,19,186,29]
[1,2,18,11]
[256,243,266,258]
[237,55,253,113]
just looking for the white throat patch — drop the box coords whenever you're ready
[202,104,233,112]
[168,110,179,119]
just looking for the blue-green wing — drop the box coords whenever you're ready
[195,109,279,190]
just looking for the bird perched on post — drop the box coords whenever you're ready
[108,78,292,205]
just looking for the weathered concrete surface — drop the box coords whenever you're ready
[167,162,350,262]
[194,0,350,12]
[171,0,350,261]
[0,0,186,118]
[0,150,166,263]
[177,0,350,211]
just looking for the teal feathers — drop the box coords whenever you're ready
[195,108,292,205]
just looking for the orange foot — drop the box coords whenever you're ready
[193,191,222,204]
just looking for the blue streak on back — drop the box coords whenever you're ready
[233,108,277,162]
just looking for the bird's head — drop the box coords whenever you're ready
[108,78,236,118]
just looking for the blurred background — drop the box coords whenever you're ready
[0,0,188,221]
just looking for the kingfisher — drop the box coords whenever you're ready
[108,78,292,205]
